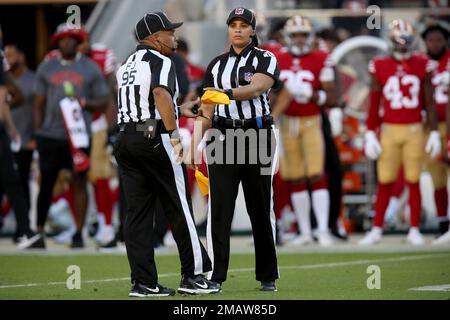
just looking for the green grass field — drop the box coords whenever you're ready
[1,250,450,300]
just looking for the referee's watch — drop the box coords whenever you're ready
[168,129,181,141]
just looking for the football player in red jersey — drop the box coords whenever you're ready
[360,19,441,246]
[272,16,336,246]
[423,20,450,245]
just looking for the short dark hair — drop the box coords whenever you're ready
[316,28,340,44]
[268,18,287,40]
[422,25,450,40]
[4,43,25,54]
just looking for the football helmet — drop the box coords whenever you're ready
[388,19,416,60]
[283,16,314,56]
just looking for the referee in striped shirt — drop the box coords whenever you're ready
[193,7,280,292]
[114,12,220,297]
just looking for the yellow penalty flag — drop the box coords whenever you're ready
[201,90,230,105]
[195,169,209,196]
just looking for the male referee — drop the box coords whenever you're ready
[114,12,221,297]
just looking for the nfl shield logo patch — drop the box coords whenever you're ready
[235,7,244,15]
[244,72,253,82]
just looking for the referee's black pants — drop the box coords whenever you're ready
[206,126,279,284]
[114,130,211,286]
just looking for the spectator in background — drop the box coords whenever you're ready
[261,18,287,56]
[45,27,119,248]
[33,23,109,248]
[4,43,36,213]
[176,37,206,178]
[78,28,118,248]
[177,38,205,101]
[170,50,189,104]
[315,28,347,240]
[0,42,41,249]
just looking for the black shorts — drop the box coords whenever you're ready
[37,136,90,174]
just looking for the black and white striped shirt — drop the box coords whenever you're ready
[203,42,279,120]
[116,44,179,124]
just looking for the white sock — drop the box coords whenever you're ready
[409,227,420,234]
[291,191,311,236]
[312,189,330,233]
[372,226,383,235]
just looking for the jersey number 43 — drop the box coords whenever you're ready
[382,75,420,109]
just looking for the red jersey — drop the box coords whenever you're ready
[368,54,435,128]
[89,43,116,77]
[431,50,450,122]
[277,48,334,117]
[260,41,284,56]
[186,62,205,82]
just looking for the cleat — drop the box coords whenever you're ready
[290,234,314,246]
[260,281,277,292]
[406,228,425,246]
[358,228,382,246]
[129,281,175,297]
[177,274,221,295]
[17,233,45,250]
[432,230,450,245]
[53,226,76,244]
[318,231,334,247]
[70,231,84,249]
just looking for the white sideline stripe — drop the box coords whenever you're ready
[0,253,447,290]
[408,284,450,292]
[0,273,180,289]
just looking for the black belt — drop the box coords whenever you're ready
[212,115,273,129]
[118,120,168,135]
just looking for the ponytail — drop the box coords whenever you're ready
[251,34,259,47]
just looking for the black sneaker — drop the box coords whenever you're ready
[129,281,175,297]
[178,274,222,295]
[260,281,277,292]
[70,231,84,249]
[17,232,45,250]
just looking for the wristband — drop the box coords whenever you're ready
[225,89,234,100]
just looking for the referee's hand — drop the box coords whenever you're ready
[180,98,201,118]
[171,138,184,164]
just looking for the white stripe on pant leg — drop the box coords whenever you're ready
[161,135,203,275]
[270,125,280,278]
[206,164,214,280]
[270,126,279,245]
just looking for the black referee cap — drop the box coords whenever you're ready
[135,12,183,41]
[226,7,256,30]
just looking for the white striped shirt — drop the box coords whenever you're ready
[116,45,179,124]
[204,43,280,119]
